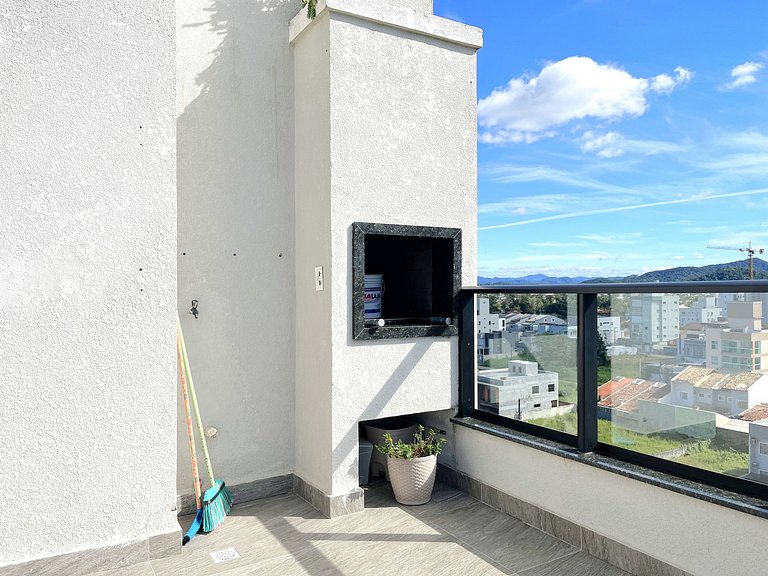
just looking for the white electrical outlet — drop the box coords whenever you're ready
[315,266,324,291]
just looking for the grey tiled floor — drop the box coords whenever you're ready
[91,481,629,576]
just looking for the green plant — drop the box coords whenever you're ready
[303,0,317,19]
[375,425,446,459]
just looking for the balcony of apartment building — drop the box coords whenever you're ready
[4,1,768,576]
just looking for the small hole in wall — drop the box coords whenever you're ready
[233,253,237,256]
[139,268,143,271]
[182,252,186,256]
[279,252,282,258]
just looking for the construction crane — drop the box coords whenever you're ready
[706,242,765,280]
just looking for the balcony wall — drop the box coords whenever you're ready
[454,425,768,576]
[176,0,301,498]
[1,1,177,567]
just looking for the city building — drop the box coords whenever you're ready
[597,377,713,438]
[678,295,722,326]
[597,315,622,345]
[748,420,768,484]
[477,360,559,419]
[670,366,768,416]
[505,313,567,334]
[705,301,768,372]
[477,296,506,334]
[629,293,680,351]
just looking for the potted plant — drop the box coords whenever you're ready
[375,425,446,505]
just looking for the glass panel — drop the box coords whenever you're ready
[600,291,768,486]
[475,293,578,435]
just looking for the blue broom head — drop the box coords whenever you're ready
[182,508,204,545]
[202,480,233,533]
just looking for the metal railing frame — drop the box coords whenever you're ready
[458,280,768,501]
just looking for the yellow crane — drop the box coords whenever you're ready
[706,242,765,280]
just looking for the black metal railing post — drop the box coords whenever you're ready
[458,290,475,417]
[577,292,598,453]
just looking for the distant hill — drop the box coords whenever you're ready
[587,258,768,284]
[478,274,591,285]
[478,258,768,285]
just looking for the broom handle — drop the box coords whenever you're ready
[178,316,217,487]
[177,321,202,509]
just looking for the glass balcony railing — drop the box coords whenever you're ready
[458,281,768,500]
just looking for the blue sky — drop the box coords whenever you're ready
[433,1,768,279]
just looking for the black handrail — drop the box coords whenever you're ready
[461,279,768,294]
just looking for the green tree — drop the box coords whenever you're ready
[597,333,609,367]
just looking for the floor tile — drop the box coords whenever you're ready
[518,551,631,576]
[219,539,516,576]
[61,484,632,576]
[419,496,577,572]
[85,562,156,576]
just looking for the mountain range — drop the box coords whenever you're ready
[478,258,768,285]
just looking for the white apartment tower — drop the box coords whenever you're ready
[630,294,680,350]
[706,301,768,373]
[477,296,506,334]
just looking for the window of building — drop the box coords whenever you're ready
[760,442,768,456]
[532,386,540,394]
[711,341,718,349]
[736,401,748,410]
[718,395,725,401]
[551,400,558,407]
[698,393,705,398]
[533,403,541,408]
[680,392,689,400]
[548,383,555,392]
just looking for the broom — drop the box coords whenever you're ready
[178,318,233,533]
[177,325,204,545]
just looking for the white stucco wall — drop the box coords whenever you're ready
[291,1,480,497]
[326,6,480,496]
[455,426,768,576]
[293,10,334,495]
[0,2,177,565]
[176,0,300,495]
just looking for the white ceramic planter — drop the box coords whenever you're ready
[387,454,437,505]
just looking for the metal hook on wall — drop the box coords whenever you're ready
[190,300,199,319]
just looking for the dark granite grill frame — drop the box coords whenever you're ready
[351,222,461,340]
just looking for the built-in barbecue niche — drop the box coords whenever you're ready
[351,222,461,340]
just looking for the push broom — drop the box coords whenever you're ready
[178,318,233,533]
[177,325,204,545]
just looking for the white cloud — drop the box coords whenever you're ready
[650,66,693,94]
[580,131,624,157]
[479,188,768,230]
[580,130,684,158]
[576,233,642,245]
[478,57,691,143]
[671,256,685,260]
[529,241,574,247]
[721,61,764,90]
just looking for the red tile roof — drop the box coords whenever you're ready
[598,378,667,411]
[739,403,768,422]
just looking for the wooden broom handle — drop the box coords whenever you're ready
[177,319,202,508]
[178,316,216,487]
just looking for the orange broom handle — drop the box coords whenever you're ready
[177,322,202,509]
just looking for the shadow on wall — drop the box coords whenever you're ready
[176,0,301,493]
[334,340,433,483]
